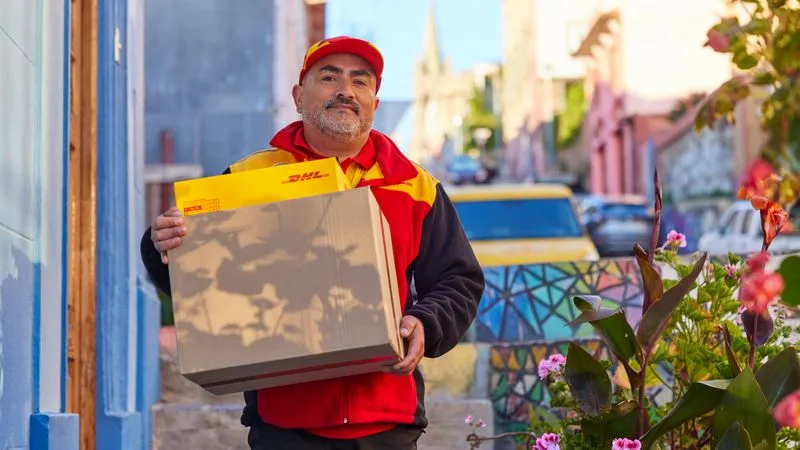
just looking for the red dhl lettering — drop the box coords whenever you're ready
[184,205,203,213]
[281,170,329,184]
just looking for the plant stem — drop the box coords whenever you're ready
[749,317,758,369]
[466,431,538,449]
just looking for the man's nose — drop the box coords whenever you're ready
[336,81,356,99]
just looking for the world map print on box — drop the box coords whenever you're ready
[476,259,644,343]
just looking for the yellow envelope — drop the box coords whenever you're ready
[173,158,350,216]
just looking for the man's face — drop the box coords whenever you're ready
[293,53,380,142]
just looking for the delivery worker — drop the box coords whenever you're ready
[140,35,485,449]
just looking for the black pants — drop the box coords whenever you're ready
[247,421,423,450]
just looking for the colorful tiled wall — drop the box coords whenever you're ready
[473,258,652,431]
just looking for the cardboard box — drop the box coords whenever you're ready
[173,157,351,217]
[167,187,404,395]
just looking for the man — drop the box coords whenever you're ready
[140,36,485,449]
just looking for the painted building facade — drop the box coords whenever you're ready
[0,0,159,448]
[574,0,734,195]
[499,0,598,183]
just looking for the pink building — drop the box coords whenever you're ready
[574,0,734,195]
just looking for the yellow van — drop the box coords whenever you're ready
[446,183,600,267]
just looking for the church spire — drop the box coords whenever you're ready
[421,0,442,73]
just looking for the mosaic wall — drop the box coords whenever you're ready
[475,258,657,431]
[476,259,644,343]
[489,339,609,430]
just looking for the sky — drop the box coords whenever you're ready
[325,0,503,150]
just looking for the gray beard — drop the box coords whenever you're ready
[303,108,373,143]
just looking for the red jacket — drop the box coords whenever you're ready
[141,121,485,439]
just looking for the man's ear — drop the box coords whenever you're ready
[373,97,380,112]
[292,84,303,113]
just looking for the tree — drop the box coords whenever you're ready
[462,86,500,154]
[694,0,800,209]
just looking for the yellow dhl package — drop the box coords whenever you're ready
[173,157,350,216]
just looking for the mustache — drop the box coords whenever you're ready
[325,97,360,113]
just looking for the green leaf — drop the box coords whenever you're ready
[755,347,800,408]
[723,325,742,377]
[716,421,752,450]
[636,252,708,354]
[573,295,602,312]
[743,18,772,35]
[778,256,800,307]
[580,401,638,446]
[751,71,776,86]
[634,243,664,304]
[733,52,760,70]
[640,380,730,449]
[570,307,641,364]
[565,342,612,416]
[713,368,776,449]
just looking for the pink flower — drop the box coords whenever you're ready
[740,270,785,314]
[533,433,561,450]
[774,390,800,428]
[665,230,687,249]
[465,415,487,428]
[747,251,770,273]
[537,353,567,379]
[724,264,738,278]
[612,438,642,450]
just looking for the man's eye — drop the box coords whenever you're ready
[322,76,335,81]
[355,80,367,86]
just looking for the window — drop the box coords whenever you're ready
[600,203,650,219]
[453,198,584,241]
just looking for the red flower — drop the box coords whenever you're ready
[751,195,791,247]
[705,30,730,53]
[738,159,779,200]
[740,270,785,314]
[775,390,800,428]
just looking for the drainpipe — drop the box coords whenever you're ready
[160,129,173,212]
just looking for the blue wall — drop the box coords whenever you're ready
[96,0,160,448]
[143,0,277,176]
[0,0,158,448]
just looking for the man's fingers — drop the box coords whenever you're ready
[155,236,183,253]
[153,225,187,243]
[390,332,424,375]
[162,207,182,217]
[153,215,184,230]
[399,316,418,338]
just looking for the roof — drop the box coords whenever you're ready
[444,183,575,202]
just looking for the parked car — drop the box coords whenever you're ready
[446,183,600,267]
[578,194,656,257]
[698,200,800,256]
[445,155,490,185]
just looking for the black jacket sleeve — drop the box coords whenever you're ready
[405,183,485,358]
[140,167,232,297]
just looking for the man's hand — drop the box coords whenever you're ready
[384,315,425,376]
[150,207,186,264]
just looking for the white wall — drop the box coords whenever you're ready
[0,0,67,444]
[273,0,308,131]
[621,0,732,115]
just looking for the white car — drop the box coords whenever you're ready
[698,200,800,256]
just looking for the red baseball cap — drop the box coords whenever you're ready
[299,36,384,92]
